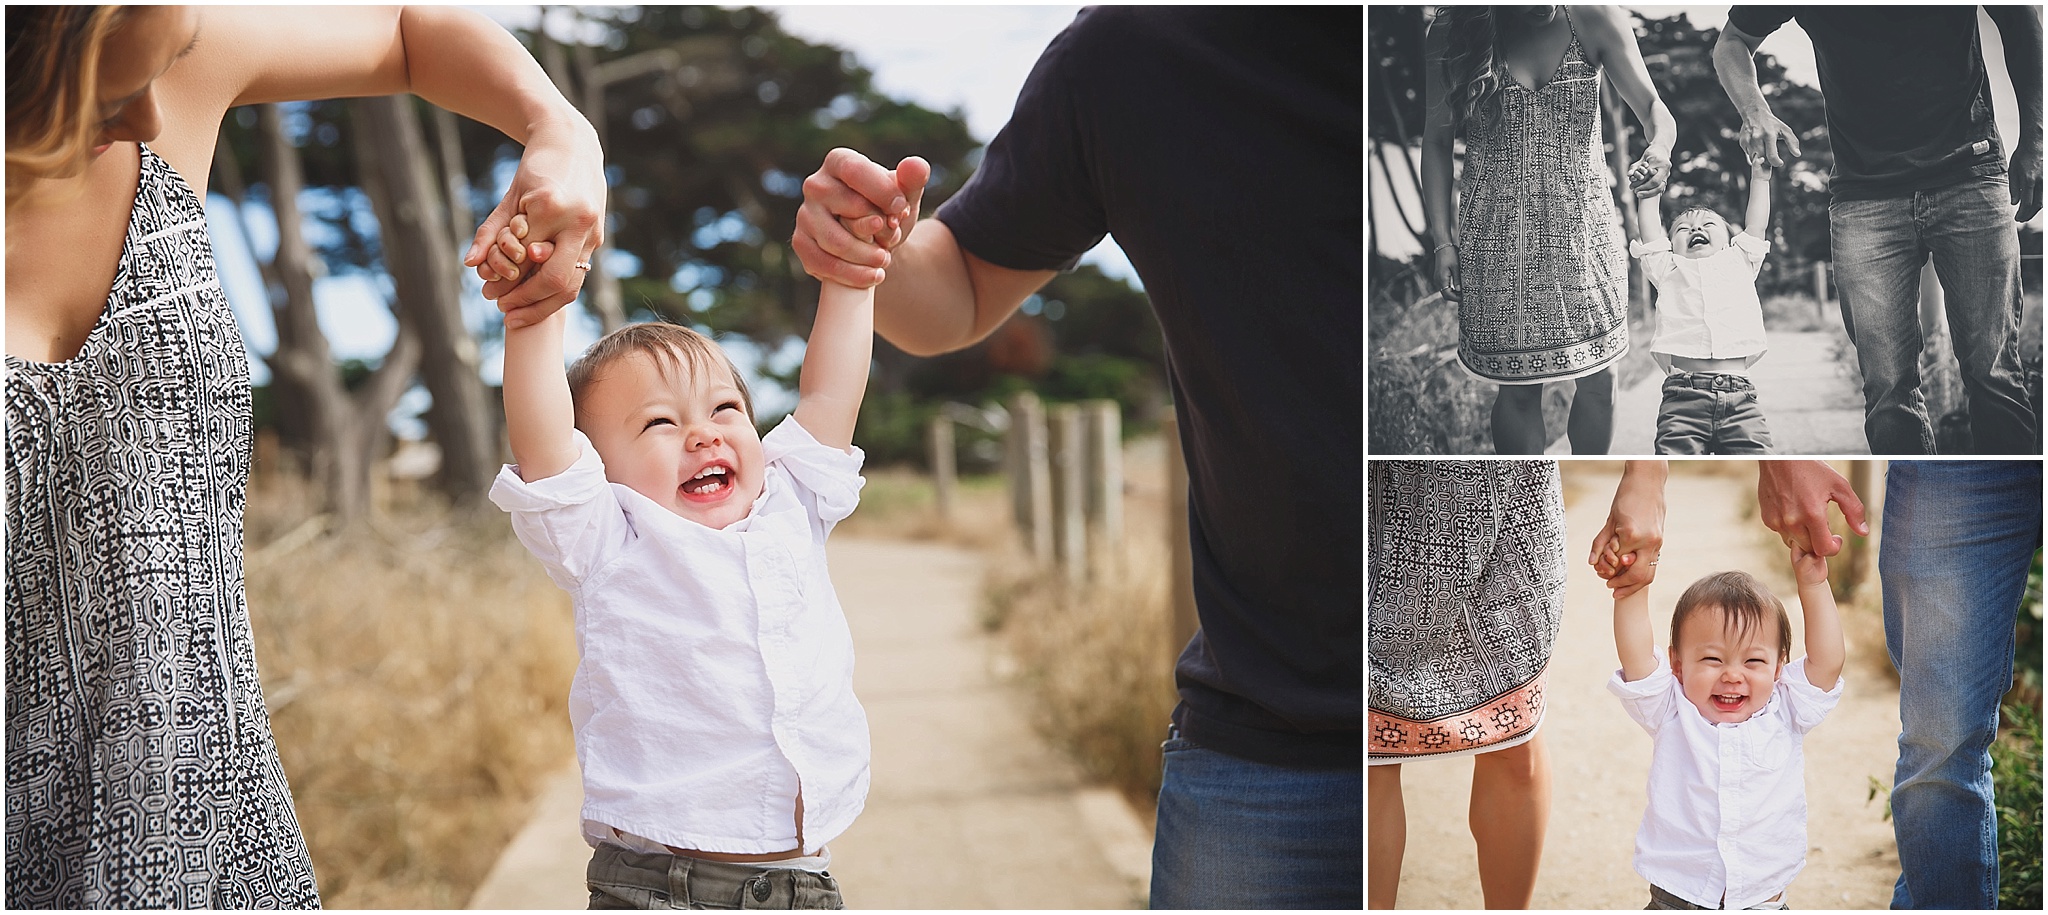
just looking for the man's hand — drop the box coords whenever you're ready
[1756,461,1869,557]
[1738,112,1803,168]
[1590,461,1667,599]
[791,148,931,289]
[2011,142,2043,222]
[463,123,606,329]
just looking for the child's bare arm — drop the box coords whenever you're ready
[1632,185,1663,245]
[792,280,876,453]
[495,216,578,481]
[1614,580,1659,682]
[1745,160,1773,238]
[1792,545,1844,687]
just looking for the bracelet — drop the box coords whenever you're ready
[1434,242,1456,253]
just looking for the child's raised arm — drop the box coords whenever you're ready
[1791,544,1844,688]
[1745,160,1773,239]
[1630,176,1664,245]
[495,217,578,481]
[792,279,876,453]
[1613,577,1659,682]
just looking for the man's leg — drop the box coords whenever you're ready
[1149,729,1363,909]
[1923,175,2039,454]
[1881,461,2043,908]
[1832,197,1936,453]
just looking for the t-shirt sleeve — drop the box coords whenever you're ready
[1629,238,1677,289]
[932,11,1108,272]
[1726,6,1795,40]
[1607,651,1681,736]
[762,415,866,536]
[1775,656,1844,734]
[1733,231,1771,276]
[487,429,632,592]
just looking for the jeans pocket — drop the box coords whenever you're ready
[588,881,666,909]
[1162,735,1197,755]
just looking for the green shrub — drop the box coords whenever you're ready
[1993,699,2043,910]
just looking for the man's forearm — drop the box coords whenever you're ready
[1713,32,1774,122]
[872,218,1055,356]
[1992,6,2044,148]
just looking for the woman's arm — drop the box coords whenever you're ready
[161,6,603,323]
[1579,6,1675,197]
[1420,14,1461,299]
[791,282,876,454]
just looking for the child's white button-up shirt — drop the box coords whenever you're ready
[1631,233,1772,372]
[488,417,869,856]
[1607,652,1842,910]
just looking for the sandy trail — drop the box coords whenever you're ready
[1382,462,1902,909]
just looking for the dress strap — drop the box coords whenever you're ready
[1562,6,1577,41]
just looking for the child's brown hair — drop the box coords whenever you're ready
[565,322,753,428]
[1670,570,1792,662]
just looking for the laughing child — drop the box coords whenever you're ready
[483,217,879,909]
[1606,543,1844,910]
[1627,158,1778,454]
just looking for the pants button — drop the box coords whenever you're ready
[752,875,773,902]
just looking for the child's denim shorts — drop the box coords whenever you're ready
[586,843,844,910]
[1645,884,1789,910]
[1655,372,1775,455]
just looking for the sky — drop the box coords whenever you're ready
[1370,6,2038,260]
[209,5,1125,424]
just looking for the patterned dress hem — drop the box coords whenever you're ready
[1369,666,1550,765]
[1456,326,1630,386]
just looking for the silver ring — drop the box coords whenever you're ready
[573,261,592,271]
[1646,560,1659,565]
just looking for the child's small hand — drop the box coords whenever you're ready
[1592,546,1633,581]
[1628,148,1671,198]
[1791,542,1830,587]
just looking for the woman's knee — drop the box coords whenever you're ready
[1473,737,1547,786]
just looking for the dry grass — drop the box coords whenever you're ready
[244,471,578,909]
[975,436,1182,814]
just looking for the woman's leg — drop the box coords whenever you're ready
[1567,368,1615,454]
[1367,764,1405,909]
[1491,384,1547,454]
[1471,731,1550,909]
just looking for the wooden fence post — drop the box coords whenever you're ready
[927,415,955,522]
[1083,400,1123,575]
[1007,392,1053,563]
[1049,403,1085,583]
[1164,416,1198,661]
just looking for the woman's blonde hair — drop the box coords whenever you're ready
[566,322,755,429]
[6,6,134,206]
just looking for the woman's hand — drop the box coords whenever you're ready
[1434,244,1463,302]
[1589,461,1667,599]
[1628,147,1671,199]
[465,120,606,327]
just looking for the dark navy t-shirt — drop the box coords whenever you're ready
[1727,5,2007,200]
[935,6,1362,768]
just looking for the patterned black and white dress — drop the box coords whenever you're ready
[1368,461,1566,764]
[5,144,321,907]
[1455,9,1629,384]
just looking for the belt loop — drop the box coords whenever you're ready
[670,853,693,908]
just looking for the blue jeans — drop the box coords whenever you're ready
[1830,174,2037,454]
[1881,461,2043,909]
[1148,730,1362,909]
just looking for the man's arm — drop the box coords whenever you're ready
[1714,22,1803,167]
[1756,461,1870,558]
[1985,5,2044,221]
[867,218,1058,357]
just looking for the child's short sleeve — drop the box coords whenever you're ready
[1608,651,1681,736]
[761,416,866,534]
[1734,232,1771,276]
[1629,239,1678,289]
[488,429,633,592]
[1773,656,1843,734]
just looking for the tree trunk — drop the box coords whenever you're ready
[430,105,477,252]
[352,94,498,506]
[245,106,423,522]
[570,27,628,333]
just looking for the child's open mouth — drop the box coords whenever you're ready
[681,464,733,500]
[1687,231,1711,250]
[1712,693,1746,712]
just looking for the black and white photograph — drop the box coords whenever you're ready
[1368,6,2045,456]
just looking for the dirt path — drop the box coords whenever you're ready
[466,537,1150,909]
[1383,464,1902,909]
[1552,330,1869,456]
